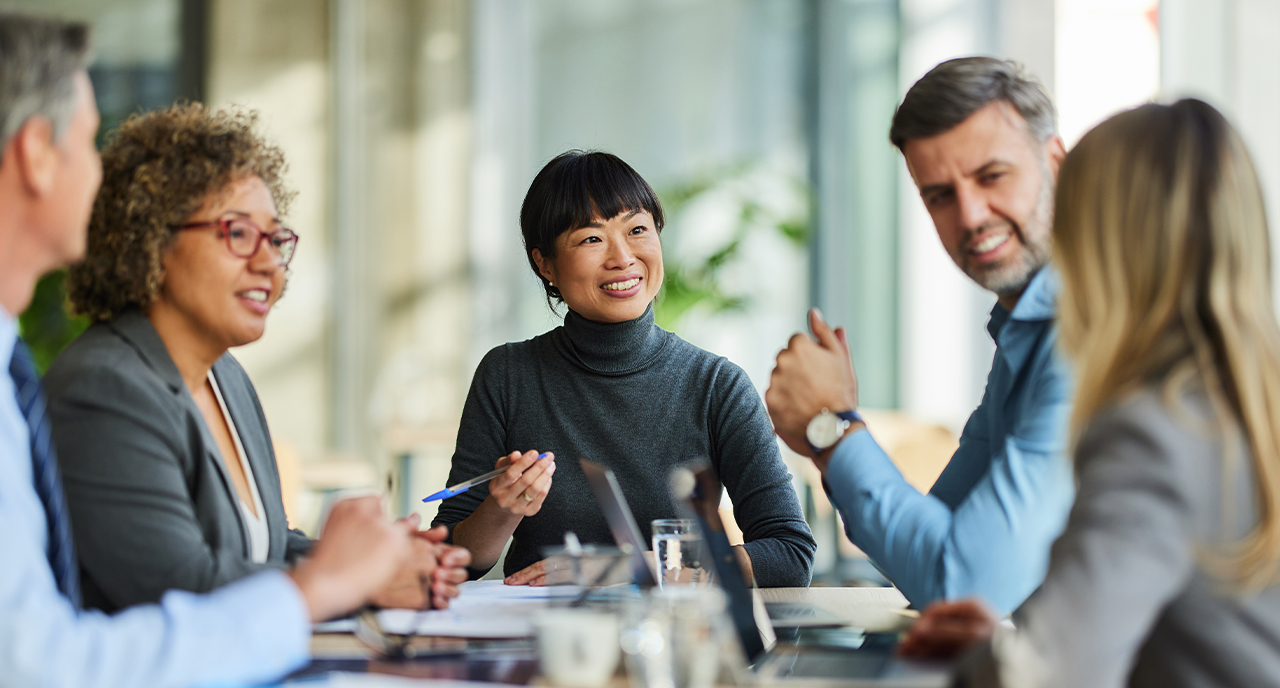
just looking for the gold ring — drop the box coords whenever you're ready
[522,492,534,502]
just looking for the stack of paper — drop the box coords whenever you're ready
[315,580,585,638]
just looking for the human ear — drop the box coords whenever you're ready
[12,117,58,197]
[531,248,556,285]
[1044,135,1067,181]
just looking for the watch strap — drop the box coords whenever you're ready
[835,409,863,424]
[805,408,863,455]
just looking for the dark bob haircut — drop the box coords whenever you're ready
[520,150,665,306]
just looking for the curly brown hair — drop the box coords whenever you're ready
[68,103,296,322]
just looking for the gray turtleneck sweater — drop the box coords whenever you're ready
[433,305,816,587]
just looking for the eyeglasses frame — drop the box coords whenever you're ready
[172,216,299,267]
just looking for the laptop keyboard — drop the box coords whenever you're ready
[767,602,819,619]
[774,648,893,679]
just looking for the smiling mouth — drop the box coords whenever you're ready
[238,289,270,303]
[969,232,1010,255]
[601,278,641,292]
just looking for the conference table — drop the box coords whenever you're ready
[291,585,947,687]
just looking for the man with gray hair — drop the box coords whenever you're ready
[767,57,1074,615]
[0,12,424,686]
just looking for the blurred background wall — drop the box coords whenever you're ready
[14,0,1280,583]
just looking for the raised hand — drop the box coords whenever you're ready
[765,308,861,463]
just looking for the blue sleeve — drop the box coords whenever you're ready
[0,372,310,687]
[0,523,311,688]
[824,361,1073,613]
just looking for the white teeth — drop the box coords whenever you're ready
[241,290,268,303]
[602,278,640,291]
[972,233,1009,254]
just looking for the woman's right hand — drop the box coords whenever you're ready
[487,450,555,517]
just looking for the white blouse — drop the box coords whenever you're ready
[208,371,269,564]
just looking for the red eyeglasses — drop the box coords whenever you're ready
[174,217,299,267]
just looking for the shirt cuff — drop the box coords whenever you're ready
[823,428,903,504]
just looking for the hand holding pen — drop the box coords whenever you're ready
[457,450,556,518]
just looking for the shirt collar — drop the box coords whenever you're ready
[1009,267,1058,322]
[985,267,1059,378]
[985,267,1058,340]
[0,307,16,368]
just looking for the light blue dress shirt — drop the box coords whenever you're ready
[826,268,1075,614]
[0,310,311,688]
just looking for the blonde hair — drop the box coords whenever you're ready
[1054,99,1280,588]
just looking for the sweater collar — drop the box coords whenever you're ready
[557,302,670,375]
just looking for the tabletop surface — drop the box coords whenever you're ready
[757,586,915,633]
[300,584,932,686]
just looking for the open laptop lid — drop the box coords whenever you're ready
[579,459,658,588]
[676,464,773,663]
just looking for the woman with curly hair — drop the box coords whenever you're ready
[43,103,470,612]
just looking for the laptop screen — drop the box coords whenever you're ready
[679,464,770,662]
[579,459,658,588]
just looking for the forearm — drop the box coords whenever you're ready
[2,567,309,688]
[449,496,523,572]
[733,546,755,585]
[739,536,816,587]
[825,429,1072,612]
[824,430,953,604]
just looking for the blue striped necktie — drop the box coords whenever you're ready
[10,338,80,607]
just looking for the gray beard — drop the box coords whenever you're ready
[968,160,1054,298]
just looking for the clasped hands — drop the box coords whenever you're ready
[287,496,470,623]
[766,308,862,472]
[368,519,472,610]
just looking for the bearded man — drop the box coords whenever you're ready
[766,57,1073,614]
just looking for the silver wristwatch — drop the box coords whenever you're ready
[805,407,863,453]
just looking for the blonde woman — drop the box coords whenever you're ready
[899,99,1280,687]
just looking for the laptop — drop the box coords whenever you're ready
[579,459,658,588]
[578,459,871,629]
[678,464,950,687]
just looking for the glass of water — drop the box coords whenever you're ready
[620,586,727,688]
[651,519,708,588]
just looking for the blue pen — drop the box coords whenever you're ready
[422,453,550,502]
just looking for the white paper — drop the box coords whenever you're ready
[313,580,586,638]
[293,675,521,687]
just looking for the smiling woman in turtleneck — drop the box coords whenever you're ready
[433,150,816,587]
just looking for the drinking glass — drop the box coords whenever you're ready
[650,519,708,588]
[619,587,727,688]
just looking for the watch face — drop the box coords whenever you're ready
[806,411,841,449]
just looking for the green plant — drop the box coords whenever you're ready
[654,163,810,332]
[19,271,88,373]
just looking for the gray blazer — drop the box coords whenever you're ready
[43,310,312,612]
[957,385,1280,688]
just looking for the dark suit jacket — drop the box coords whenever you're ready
[43,309,312,612]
